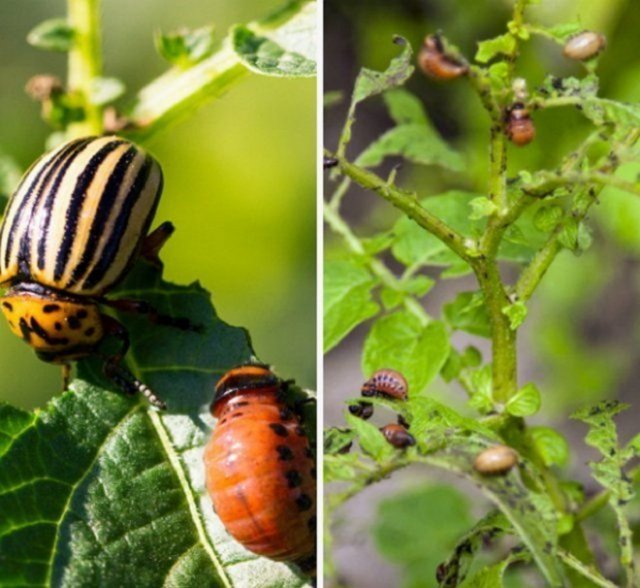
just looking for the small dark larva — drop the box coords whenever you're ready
[505,103,535,147]
[381,424,416,449]
[362,368,408,400]
[474,445,519,475]
[349,401,374,420]
[417,35,468,81]
[563,31,606,61]
[204,364,316,573]
[0,136,197,408]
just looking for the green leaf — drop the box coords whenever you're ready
[467,365,494,414]
[345,413,396,462]
[502,300,528,330]
[468,196,498,220]
[444,291,491,338]
[534,205,564,233]
[528,427,570,467]
[438,510,511,586]
[542,22,584,43]
[460,553,527,588]
[362,312,450,394]
[155,26,216,67]
[231,1,317,77]
[324,258,380,352]
[373,485,472,588]
[352,37,413,106]
[475,33,516,63]
[405,419,563,586]
[506,382,541,417]
[27,18,75,51]
[383,89,428,125]
[355,88,464,171]
[89,77,126,106]
[558,217,592,254]
[0,261,311,587]
[356,124,464,171]
[324,427,356,456]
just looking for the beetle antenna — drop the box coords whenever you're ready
[103,359,167,410]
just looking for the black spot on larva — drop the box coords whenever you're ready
[310,468,317,479]
[276,445,294,461]
[54,322,62,331]
[84,327,95,336]
[285,470,303,488]
[231,412,244,418]
[76,309,88,319]
[43,304,60,313]
[307,516,317,532]
[68,316,81,329]
[220,419,227,425]
[2,302,13,311]
[280,407,293,420]
[296,494,313,511]
[236,401,249,407]
[305,447,313,459]
[269,423,288,437]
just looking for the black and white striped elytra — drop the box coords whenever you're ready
[0,136,163,295]
[0,136,196,409]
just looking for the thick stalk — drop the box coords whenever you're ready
[67,0,103,137]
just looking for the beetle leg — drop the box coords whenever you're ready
[140,221,174,267]
[103,360,167,410]
[103,298,203,333]
[61,363,71,391]
[100,315,167,409]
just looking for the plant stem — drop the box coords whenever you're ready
[329,154,474,263]
[67,0,103,137]
[126,43,248,141]
[558,550,619,588]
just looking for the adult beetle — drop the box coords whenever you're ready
[0,135,196,408]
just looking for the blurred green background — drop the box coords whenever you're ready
[325,0,640,586]
[0,0,316,409]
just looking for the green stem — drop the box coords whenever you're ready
[558,550,619,588]
[126,43,248,141]
[67,0,103,137]
[330,155,474,263]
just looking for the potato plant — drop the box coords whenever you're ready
[324,1,640,586]
[0,1,316,586]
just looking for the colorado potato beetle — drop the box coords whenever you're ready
[0,136,196,408]
[563,31,606,61]
[417,35,468,80]
[381,424,416,449]
[204,364,316,572]
[474,445,519,475]
[362,368,408,401]
[505,103,535,147]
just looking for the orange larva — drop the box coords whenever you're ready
[417,35,468,80]
[505,103,535,147]
[563,31,606,61]
[473,445,519,475]
[204,364,316,572]
[362,368,408,401]
[381,424,416,449]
